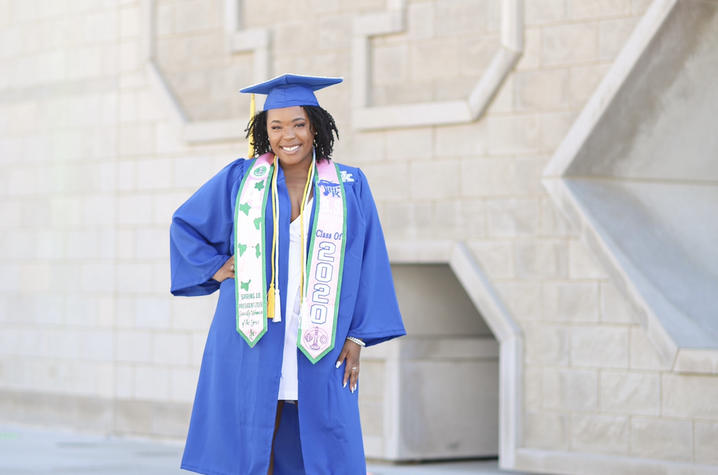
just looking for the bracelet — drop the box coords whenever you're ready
[346,336,365,347]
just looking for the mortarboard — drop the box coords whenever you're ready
[240,73,343,111]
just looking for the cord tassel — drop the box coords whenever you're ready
[299,150,316,307]
[272,287,281,322]
[267,283,276,320]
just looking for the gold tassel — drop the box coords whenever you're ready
[267,282,275,320]
[248,93,256,158]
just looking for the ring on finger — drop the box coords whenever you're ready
[351,367,358,372]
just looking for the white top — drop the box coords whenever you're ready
[277,198,313,401]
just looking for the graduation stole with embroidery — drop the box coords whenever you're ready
[234,153,347,363]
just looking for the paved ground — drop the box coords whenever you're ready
[0,424,526,474]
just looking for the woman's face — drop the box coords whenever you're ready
[266,106,314,168]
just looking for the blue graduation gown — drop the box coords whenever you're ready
[170,158,406,475]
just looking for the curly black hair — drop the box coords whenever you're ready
[244,105,339,160]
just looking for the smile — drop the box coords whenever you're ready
[281,145,300,152]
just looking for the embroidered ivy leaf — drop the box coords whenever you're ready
[240,279,251,291]
[238,243,247,256]
[239,202,251,216]
[253,217,262,230]
[254,243,261,258]
[254,181,265,191]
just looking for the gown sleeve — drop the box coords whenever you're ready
[170,160,246,297]
[347,169,407,346]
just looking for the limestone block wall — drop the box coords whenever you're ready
[0,0,237,435]
[365,264,500,460]
[1,0,717,472]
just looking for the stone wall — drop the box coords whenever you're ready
[1,0,717,472]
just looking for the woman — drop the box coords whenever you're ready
[170,74,406,475]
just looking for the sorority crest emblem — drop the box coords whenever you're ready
[303,326,329,351]
[253,165,268,178]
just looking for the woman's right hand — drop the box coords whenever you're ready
[212,256,235,282]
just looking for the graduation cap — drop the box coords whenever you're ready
[241,74,343,157]
[240,73,343,110]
